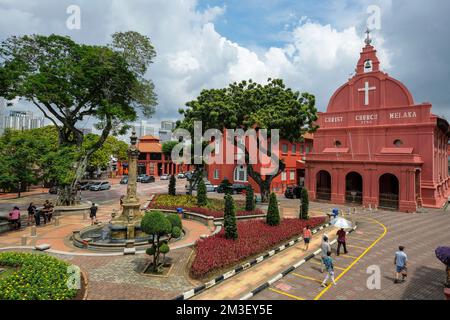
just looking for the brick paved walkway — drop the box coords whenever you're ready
[250,210,450,300]
[0,200,211,253]
[55,247,200,299]
[192,225,338,300]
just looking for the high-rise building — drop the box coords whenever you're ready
[134,120,156,138]
[158,120,176,143]
[0,104,45,135]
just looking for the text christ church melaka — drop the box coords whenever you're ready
[305,31,449,212]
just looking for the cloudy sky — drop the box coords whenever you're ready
[1,0,449,129]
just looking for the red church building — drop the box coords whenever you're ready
[305,32,450,212]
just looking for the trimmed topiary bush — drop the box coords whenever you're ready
[220,178,232,194]
[0,252,78,300]
[141,211,183,272]
[197,179,207,206]
[168,175,176,196]
[224,193,238,240]
[245,185,255,211]
[300,188,309,220]
[266,192,280,226]
[167,213,182,229]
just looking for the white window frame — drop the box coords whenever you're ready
[234,165,248,182]
[290,171,295,181]
[214,169,220,180]
[281,171,287,181]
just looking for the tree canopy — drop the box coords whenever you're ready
[0,126,129,192]
[0,31,157,203]
[177,78,318,201]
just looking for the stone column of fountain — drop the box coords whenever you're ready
[110,129,144,240]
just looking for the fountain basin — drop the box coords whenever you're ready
[72,223,185,252]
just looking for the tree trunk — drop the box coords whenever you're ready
[57,154,88,206]
[247,162,285,203]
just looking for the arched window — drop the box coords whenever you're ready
[234,165,248,182]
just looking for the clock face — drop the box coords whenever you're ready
[364,59,373,72]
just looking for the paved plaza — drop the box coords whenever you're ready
[1,180,449,300]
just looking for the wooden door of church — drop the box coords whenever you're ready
[379,173,399,210]
[316,170,331,201]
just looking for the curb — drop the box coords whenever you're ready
[239,224,358,300]
[173,222,332,300]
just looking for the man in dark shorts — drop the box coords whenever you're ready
[90,203,98,225]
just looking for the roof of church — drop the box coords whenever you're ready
[326,32,415,113]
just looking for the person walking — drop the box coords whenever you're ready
[303,225,312,251]
[321,234,331,273]
[394,246,408,283]
[336,228,348,256]
[27,202,36,225]
[321,251,337,287]
[9,206,21,230]
[90,203,98,225]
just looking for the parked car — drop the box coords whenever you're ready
[230,183,247,194]
[184,172,193,180]
[89,181,112,191]
[216,183,246,194]
[141,175,155,183]
[137,174,147,182]
[48,186,58,194]
[79,181,95,190]
[120,176,129,184]
[205,182,218,192]
[284,185,302,199]
[184,179,216,192]
[177,173,186,179]
[160,174,170,180]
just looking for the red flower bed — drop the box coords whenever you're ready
[191,217,325,278]
[147,195,264,218]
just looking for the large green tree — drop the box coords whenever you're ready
[0,32,157,204]
[0,126,129,192]
[177,79,318,202]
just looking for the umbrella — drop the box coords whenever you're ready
[331,217,352,229]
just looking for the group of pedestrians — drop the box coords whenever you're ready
[7,200,54,230]
[28,200,54,226]
[303,224,408,287]
[303,226,349,287]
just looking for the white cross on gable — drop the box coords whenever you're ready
[358,81,376,106]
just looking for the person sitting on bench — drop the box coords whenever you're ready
[8,206,21,230]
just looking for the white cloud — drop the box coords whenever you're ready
[0,0,393,122]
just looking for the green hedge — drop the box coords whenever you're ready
[0,252,78,300]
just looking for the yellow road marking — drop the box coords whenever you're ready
[269,288,305,300]
[347,244,367,250]
[314,217,387,300]
[309,260,346,271]
[338,254,359,259]
[292,273,323,284]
